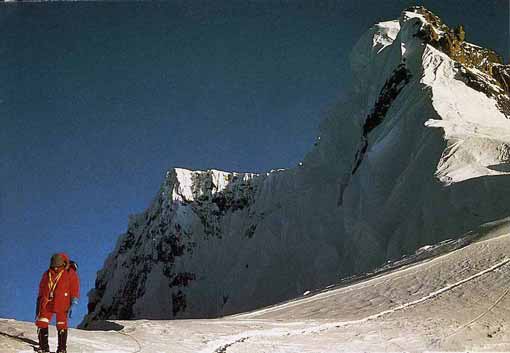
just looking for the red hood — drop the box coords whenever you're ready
[58,253,70,264]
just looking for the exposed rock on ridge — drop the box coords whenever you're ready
[408,6,510,116]
[412,6,503,75]
[351,63,412,176]
[84,169,263,323]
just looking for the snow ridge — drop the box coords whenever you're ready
[82,6,510,327]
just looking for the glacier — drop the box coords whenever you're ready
[80,6,510,327]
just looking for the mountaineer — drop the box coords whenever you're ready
[35,253,80,353]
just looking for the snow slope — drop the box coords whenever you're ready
[81,6,510,325]
[3,220,510,352]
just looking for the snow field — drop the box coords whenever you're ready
[3,227,510,352]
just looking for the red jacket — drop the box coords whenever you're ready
[38,253,80,313]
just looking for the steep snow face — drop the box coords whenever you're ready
[422,48,510,184]
[350,20,401,100]
[82,7,510,326]
[339,6,510,262]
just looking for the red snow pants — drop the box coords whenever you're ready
[36,309,68,330]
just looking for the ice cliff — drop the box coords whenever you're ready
[81,6,510,327]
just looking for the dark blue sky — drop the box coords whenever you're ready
[1,1,507,327]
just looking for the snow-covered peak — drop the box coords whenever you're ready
[82,7,510,328]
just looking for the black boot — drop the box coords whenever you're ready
[57,328,68,353]
[37,327,50,353]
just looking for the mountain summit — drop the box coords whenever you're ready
[81,7,510,327]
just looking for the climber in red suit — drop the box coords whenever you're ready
[35,253,80,353]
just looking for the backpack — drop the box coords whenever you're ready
[69,260,78,272]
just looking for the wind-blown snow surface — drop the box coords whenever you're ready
[3,223,510,352]
[82,6,510,325]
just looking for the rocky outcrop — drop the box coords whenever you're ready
[493,64,510,95]
[412,6,503,72]
[405,6,510,117]
[352,64,412,175]
[82,169,263,325]
[410,6,509,98]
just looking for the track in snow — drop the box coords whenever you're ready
[0,331,38,349]
[203,257,510,353]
